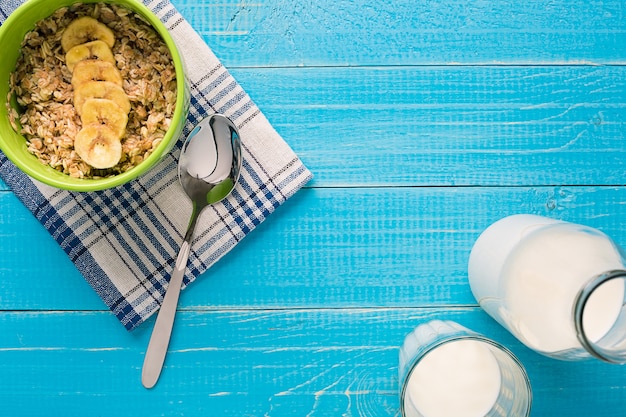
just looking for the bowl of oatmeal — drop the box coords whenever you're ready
[0,0,189,191]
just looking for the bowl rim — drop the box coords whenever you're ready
[0,0,188,192]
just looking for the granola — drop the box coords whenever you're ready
[7,2,177,179]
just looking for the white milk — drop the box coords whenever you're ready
[404,339,502,417]
[501,224,625,353]
[469,215,626,356]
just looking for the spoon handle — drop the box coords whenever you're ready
[141,238,191,389]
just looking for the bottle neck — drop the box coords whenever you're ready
[574,270,626,363]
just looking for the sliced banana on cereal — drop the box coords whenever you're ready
[81,98,128,139]
[71,59,123,87]
[66,40,116,72]
[74,81,131,115]
[61,16,115,52]
[74,124,123,169]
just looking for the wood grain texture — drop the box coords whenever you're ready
[1,308,625,417]
[1,0,626,415]
[4,185,626,311]
[172,0,626,67]
[6,65,624,189]
[230,65,626,186]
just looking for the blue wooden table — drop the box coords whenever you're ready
[2,0,626,415]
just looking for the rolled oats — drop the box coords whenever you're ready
[7,2,177,179]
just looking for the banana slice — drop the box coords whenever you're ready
[71,59,123,88]
[61,16,115,52]
[81,98,128,139]
[74,124,122,169]
[66,40,116,72]
[74,80,131,115]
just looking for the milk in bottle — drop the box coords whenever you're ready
[468,214,626,361]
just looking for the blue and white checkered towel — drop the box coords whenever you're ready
[0,0,312,330]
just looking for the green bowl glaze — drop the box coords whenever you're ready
[0,0,189,191]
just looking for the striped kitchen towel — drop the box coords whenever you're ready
[0,0,312,330]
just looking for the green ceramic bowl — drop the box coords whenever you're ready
[0,0,189,191]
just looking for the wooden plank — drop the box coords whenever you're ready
[231,65,626,187]
[2,65,625,191]
[4,185,626,311]
[0,191,104,310]
[169,0,626,66]
[0,308,624,416]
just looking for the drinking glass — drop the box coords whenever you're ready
[399,320,532,417]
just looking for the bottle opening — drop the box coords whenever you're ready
[575,270,626,363]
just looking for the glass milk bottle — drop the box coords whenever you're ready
[468,214,626,362]
[399,320,532,417]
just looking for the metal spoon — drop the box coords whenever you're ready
[142,113,242,389]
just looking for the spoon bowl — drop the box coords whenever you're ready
[179,115,242,204]
[142,113,241,389]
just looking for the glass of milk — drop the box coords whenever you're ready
[468,214,626,363]
[399,320,532,417]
